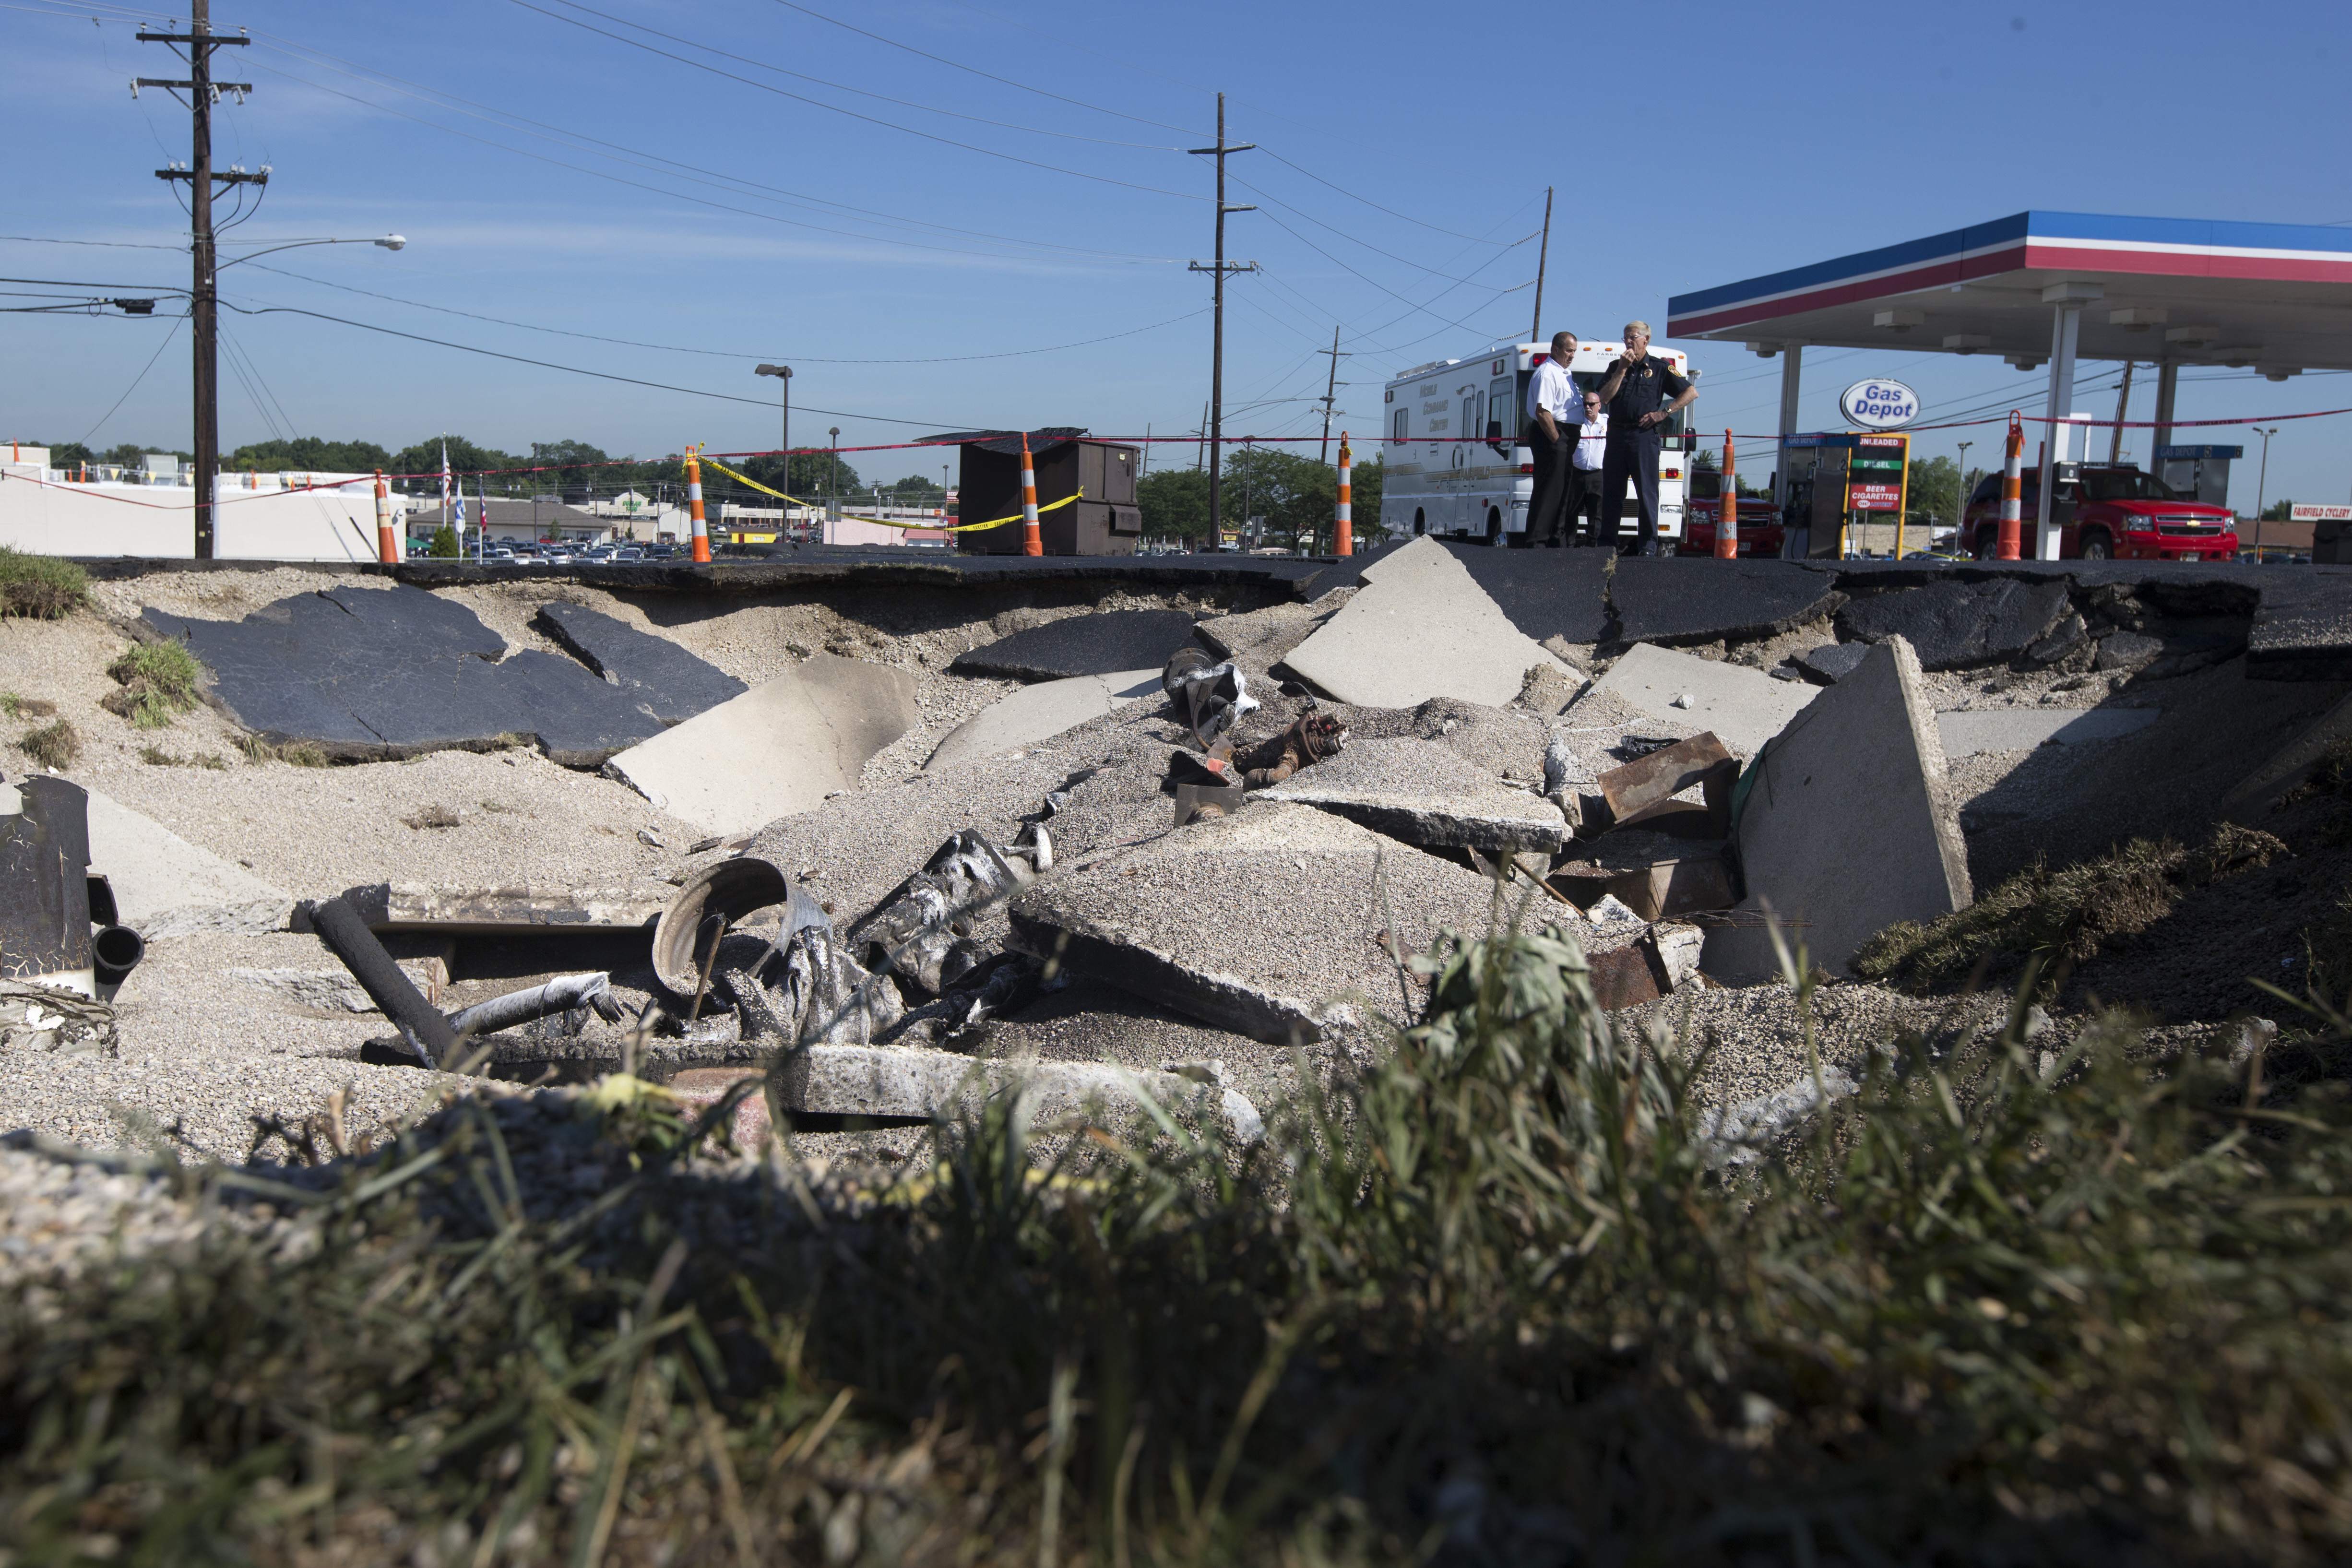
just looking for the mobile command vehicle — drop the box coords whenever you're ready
[1380,341,1697,546]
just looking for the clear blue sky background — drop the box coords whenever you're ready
[4,0,2346,504]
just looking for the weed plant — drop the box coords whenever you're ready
[101,640,205,730]
[16,717,79,769]
[236,731,330,767]
[0,546,89,618]
[3,925,2351,1564]
[0,691,56,719]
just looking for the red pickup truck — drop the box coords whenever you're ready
[1676,468,1783,556]
[1960,463,2238,561]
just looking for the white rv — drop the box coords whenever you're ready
[1379,341,1697,546]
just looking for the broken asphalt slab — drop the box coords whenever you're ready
[533,601,747,725]
[1259,735,1570,853]
[2245,569,2352,682]
[2221,688,2352,822]
[949,608,1203,681]
[1609,557,1843,646]
[1835,578,2072,671]
[144,583,664,765]
[1008,800,1501,1045]
[1702,636,1972,982]
[1936,706,2163,758]
[1418,541,1614,645]
[1589,643,1819,757]
[924,668,1160,772]
[605,654,920,835]
[1283,536,1578,708]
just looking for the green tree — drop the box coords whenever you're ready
[224,436,393,474]
[1350,456,1386,546]
[391,436,526,494]
[2261,498,2295,522]
[427,523,460,558]
[39,441,95,471]
[1905,454,1962,529]
[1137,467,1209,542]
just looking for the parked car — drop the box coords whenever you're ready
[1675,469,1782,556]
[1960,463,2238,561]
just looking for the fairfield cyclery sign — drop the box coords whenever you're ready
[1839,379,1922,430]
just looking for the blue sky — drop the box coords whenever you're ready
[3,0,2347,504]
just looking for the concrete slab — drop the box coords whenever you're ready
[950,609,1202,681]
[1589,643,1819,757]
[2221,689,2352,822]
[535,601,747,724]
[1283,536,1575,709]
[1936,706,2162,758]
[1192,600,1346,676]
[1834,579,2071,671]
[605,655,920,835]
[1702,637,1972,981]
[924,668,1159,772]
[2246,570,2352,682]
[1008,800,1500,1044]
[82,788,294,939]
[765,1043,1261,1139]
[144,584,664,765]
[1611,558,1842,646]
[1259,736,1569,853]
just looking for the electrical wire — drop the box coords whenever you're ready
[1227,172,1536,287]
[508,0,1208,202]
[240,261,1210,364]
[78,314,185,446]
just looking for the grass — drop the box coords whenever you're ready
[402,802,462,829]
[235,732,330,767]
[5,921,2352,1564]
[17,717,79,768]
[102,639,205,730]
[0,546,89,618]
[138,743,229,769]
[0,691,55,719]
[1854,821,2286,996]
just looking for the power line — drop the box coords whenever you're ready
[79,314,184,445]
[508,0,1208,202]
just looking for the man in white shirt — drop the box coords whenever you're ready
[1524,331,1580,547]
[1567,390,1608,545]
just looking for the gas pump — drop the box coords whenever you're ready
[1774,433,1910,558]
[2155,445,2240,509]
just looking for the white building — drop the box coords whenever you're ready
[0,446,408,561]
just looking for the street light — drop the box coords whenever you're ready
[218,234,404,271]
[2252,426,2281,558]
[753,364,792,472]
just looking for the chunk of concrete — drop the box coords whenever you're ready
[2221,689,2352,823]
[535,601,747,724]
[82,788,294,938]
[2246,572,2352,683]
[1193,600,1346,677]
[2094,630,2163,672]
[762,1044,1263,1141]
[231,960,445,1015]
[1440,543,1615,644]
[1611,558,1843,646]
[605,655,919,834]
[1834,579,2071,671]
[925,668,1159,772]
[1259,736,1569,853]
[1283,536,1578,709]
[950,610,1201,681]
[1590,643,1818,757]
[1936,706,2162,758]
[1702,637,1972,982]
[327,881,669,934]
[1794,643,1870,684]
[1008,800,1499,1043]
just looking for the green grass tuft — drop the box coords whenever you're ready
[236,732,330,767]
[102,640,205,729]
[139,743,228,769]
[0,546,89,618]
[17,717,79,768]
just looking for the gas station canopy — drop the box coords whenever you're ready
[1667,210,2352,376]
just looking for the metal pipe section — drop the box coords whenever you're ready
[305,895,458,1067]
[446,973,623,1039]
[1998,411,2024,561]
[1334,433,1353,557]
[686,446,711,564]
[93,926,145,996]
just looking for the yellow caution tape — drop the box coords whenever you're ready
[696,453,1085,533]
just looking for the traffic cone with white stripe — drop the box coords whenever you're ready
[1334,434,1353,558]
[1715,432,1737,558]
[1020,432,1043,557]
[374,470,397,564]
[1997,413,2023,561]
[687,446,711,564]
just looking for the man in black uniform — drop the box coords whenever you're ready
[1593,320,1696,557]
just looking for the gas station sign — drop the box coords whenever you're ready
[1838,379,1922,430]
[1848,434,1909,513]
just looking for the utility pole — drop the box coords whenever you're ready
[1317,324,1352,466]
[2252,426,2280,557]
[2109,360,2134,464]
[1529,186,1554,346]
[138,0,259,559]
[1187,94,1257,538]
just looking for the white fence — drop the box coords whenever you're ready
[0,463,406,562]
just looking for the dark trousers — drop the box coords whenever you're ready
[1527,429,1575,545]
[1600,432,1663,554]
[1566,466,1606,543]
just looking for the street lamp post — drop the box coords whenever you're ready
[2252,426,2280,558]
[1955,440,1972,541]
[753,363,791,471]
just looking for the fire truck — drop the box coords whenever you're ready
[1380,340,1697,546]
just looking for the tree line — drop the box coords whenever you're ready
[1136,450,1386,551]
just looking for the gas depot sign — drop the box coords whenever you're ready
[1839,379,1922,430]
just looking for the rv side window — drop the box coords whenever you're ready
[1391,408,1408,446]
[1462,393,1480,446]
[1489,376,1514,436]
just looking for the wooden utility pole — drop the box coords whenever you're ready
[1529,186,1554,346]
[1187,95,1257,538]
[1317,325,1350,467]
[139,0,260,559]
[2109,360,2135,464]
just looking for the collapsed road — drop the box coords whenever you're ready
[2,540,2350,1164]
